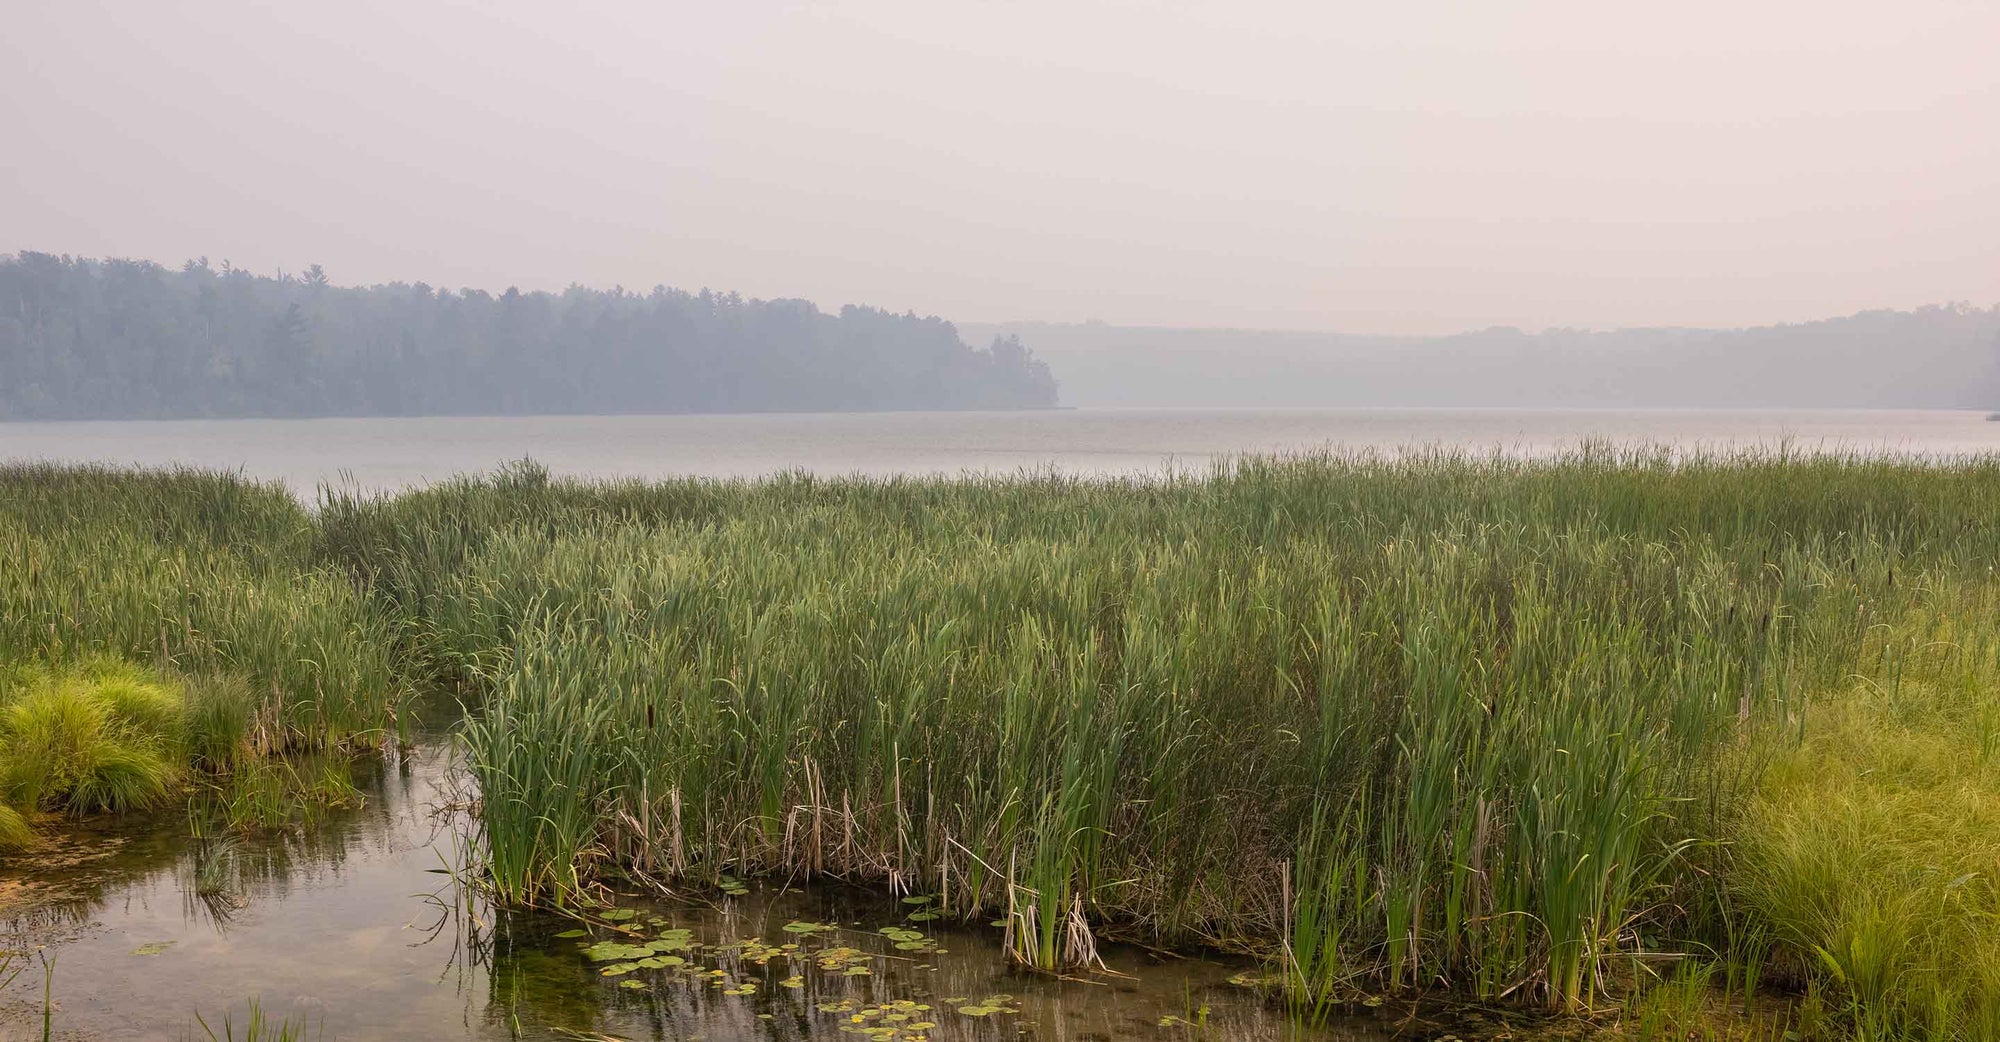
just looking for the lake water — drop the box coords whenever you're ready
[0,742,1508,1042]
[3,408,1998,495]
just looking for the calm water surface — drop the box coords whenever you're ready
[4,408,1998,494]
[0,746,1494,1042]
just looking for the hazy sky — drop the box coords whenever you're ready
[5,1,1997,334]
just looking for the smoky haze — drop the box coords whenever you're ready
[963,311,2000,410]
[5,1,1999,338]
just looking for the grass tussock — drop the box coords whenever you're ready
[0,659,185,822]
[1731,627,2000,1041]
[0,802,34,851]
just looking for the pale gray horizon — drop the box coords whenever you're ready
[4,0,1997,336]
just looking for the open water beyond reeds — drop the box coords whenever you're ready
[6,407,2000,494]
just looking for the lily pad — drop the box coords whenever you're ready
[554,928,588,938]
[584,941,656,961]
[131,941,174,956]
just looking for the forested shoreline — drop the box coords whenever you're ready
[0,253,1060,420]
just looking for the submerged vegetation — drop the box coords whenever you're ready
[7,452,2000,1039]
[190,999,314,1042]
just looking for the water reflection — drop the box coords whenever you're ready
[473,885,1385,1042]
[0,743,1479,1041]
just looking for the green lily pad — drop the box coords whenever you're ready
[131,941,174,956]
[585,941,655,961]
[554,928,588,938]
[900,895,933,905]
[600,908,637,921]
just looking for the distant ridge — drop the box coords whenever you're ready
[964,307,2000,410]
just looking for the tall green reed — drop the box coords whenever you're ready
[328,448,2000,1013]
[0,463,410,751]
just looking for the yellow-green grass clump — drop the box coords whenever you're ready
[1733,635,2000,1042]
[0,660,192,844]
[0,803,32,851]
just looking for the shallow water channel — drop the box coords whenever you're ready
[0,744,1524,1041]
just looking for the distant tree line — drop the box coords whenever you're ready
[0,253,1060,420]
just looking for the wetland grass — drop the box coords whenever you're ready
[317,449,2000,1036]
[0,464,411,851]
[13,452,2000,1039]
[0,463,410,754]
